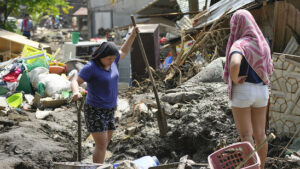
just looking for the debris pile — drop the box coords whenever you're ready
[109,81,237,164]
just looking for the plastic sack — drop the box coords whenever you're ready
[21,45,53,72]
[28,67,71,97]
[43,74,71,97]
[28,67,49,89]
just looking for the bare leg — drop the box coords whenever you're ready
[232,107,254,145]
[91,132,108,163]
[251,106,268,169]
[107,130,113,146]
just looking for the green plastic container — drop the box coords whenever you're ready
[6,93,23,108]
[71,32,80,44]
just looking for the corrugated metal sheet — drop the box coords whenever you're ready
[177,0,209,13]
[273,1,300,53]
[136,0,179,15]
[283,36,300,55]
[194,0,256,28]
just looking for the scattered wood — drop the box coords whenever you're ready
[162,8,231,87]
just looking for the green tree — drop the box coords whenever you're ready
[0,0,71,31]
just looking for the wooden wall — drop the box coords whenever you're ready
[273,1,300,53]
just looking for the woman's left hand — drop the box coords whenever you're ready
[233,75,247,84]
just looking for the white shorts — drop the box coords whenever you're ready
[230,82,269,108]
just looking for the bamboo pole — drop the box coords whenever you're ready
[130,16,168,136]
[236,133,276,169]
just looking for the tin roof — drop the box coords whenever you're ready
[193,0,257,28]
[136,0,180,15]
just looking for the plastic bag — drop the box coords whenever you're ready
[28,67,71,97]
[28,67,49,89]
[43,74,71,97]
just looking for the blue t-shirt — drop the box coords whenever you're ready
[79,54,120,109]
[22,20,33,32]
[230,51,262,83]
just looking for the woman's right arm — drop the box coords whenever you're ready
[230,53,247,84]
[71,76,85,101]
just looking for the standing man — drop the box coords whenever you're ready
[21,14,33,39]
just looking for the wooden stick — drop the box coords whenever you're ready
[278,128,300,157]
[76,96,85,162]
[131,16,168,136]
[235,133,276,169]
[175,30,186,65]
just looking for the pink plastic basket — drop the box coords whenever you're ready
[208,142,260,169]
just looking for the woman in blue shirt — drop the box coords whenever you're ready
[71,28,136,163]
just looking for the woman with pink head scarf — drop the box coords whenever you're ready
[223,9,273,168]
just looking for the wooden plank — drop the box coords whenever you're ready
[285,3,300,50]
[0,29,27,40]
[0,50,10,61]
[273,2,300,53]
[285,3,294,48]
[0,38,10,51]
[0,29,51,52]
[274,1,287,52]
[297,6,300,35]
[10,42,24,55]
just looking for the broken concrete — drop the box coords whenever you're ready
[186,57,226,83]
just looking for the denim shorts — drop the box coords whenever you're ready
[230,82,269,108]
[84,104,116,133]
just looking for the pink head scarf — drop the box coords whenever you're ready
[223,9,273,100]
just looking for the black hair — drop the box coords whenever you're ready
[91,42,119,67]
[25,14,29,17]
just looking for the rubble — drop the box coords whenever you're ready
[186,57,225,83]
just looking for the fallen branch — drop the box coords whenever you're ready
[171,64,182,85]
[175,30,186,65]
[210,46,218,62]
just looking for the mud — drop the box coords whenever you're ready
[107,82,299,169]
[0,105,88,169]
[108,82,238,164]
